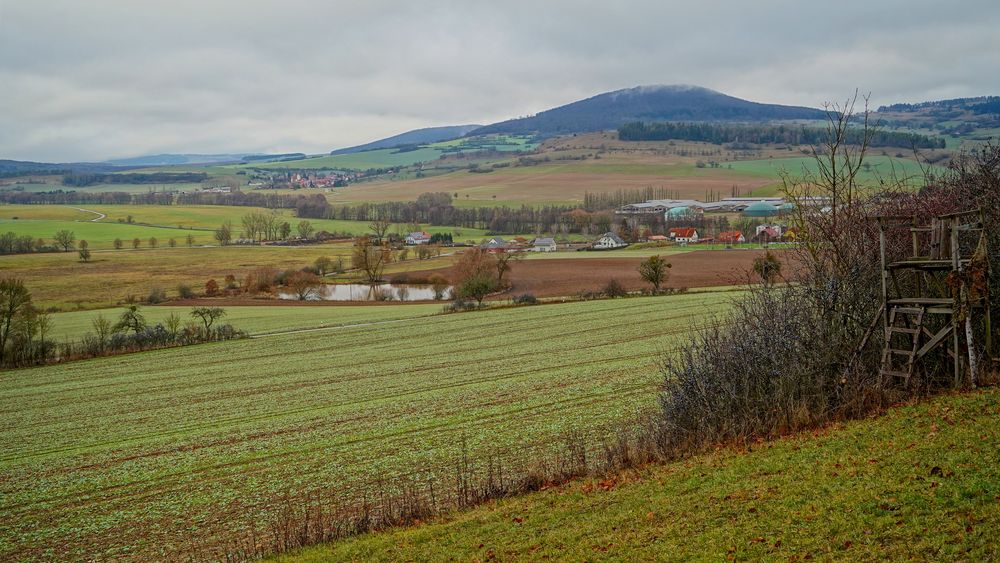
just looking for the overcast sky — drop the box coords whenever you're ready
[2,0,999,162]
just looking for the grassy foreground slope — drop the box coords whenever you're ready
[287,389,1000,561]
[0,293,727,560]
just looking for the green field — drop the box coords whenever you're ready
[287,388,1000,561]
[0,180,209,194]
[251,148,447,170]
[46,303,444,342]
[0,293,729,560]
[727,155,941,182]
[0,204,491,248]
[0,218,212,249]
[238,135,538,171]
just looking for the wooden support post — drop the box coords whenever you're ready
[981,209,994,361]
[951,218,962,387]
[912,217,922,298]
[880,221,889,336]
[987,297,994,361]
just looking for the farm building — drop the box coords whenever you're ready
[618,197,787,215]
[755,225,782,241]
[668,227,699,244]
[593,232,628,250]
[647,235,668,242]
[666,206,697,219]
[481,237,510,253]
[718,230,746,244]
[743,201,780,217]
[405,231,431,245]
[530,237,557,252]
[755,224,783,237]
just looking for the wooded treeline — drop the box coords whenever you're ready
[0,188,740,236]
[0,190,172,205]
[62,172,208,187]
[618,121,946,149]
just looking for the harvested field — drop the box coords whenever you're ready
[1,244,356,310]
[419,249,788,298]
[504,250,783,296]
[331,157,774,205]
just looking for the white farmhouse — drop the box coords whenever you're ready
[531,237,557,252]
[668,227,699,244]
[593,232,628,250]
[405,231,432,245]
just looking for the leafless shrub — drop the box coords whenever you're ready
[603,278,627,298]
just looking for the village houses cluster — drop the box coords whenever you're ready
[398,194,807,254]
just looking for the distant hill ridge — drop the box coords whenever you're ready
[104,153,305,166]
[330,124,482,155]
[469,84,827,137]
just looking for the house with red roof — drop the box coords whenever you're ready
[718,230,746,244]
[667,227,699,244]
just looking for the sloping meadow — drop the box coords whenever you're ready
[0,292,731,560]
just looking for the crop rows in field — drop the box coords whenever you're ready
[0,293,732,560]
[45,303,445,342]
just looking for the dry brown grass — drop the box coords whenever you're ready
[3,244,354,310]
[330,147,778,205]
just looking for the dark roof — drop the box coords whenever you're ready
[481,237,508,249]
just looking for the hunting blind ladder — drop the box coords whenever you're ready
[875,209,992,388]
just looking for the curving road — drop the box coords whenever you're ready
[70,207,106,222]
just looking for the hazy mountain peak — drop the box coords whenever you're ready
[470,85,825,137]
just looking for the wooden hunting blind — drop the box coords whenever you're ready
[875,209,992,387]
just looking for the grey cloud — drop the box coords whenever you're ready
[1,0,998,161]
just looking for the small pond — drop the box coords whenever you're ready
[279,283,453,302]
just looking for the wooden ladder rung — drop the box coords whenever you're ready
[893,307,925,315]
[888,327,920,335]
[889,349,915,356]
[880,369,911,379]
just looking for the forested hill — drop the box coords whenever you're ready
[618,121,946,148]
[0,159,120,178]
[470,85,826,137]
[330,124,482,155]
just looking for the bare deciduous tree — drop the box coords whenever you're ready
[352,236,393,284]
[493,249,523,288]
[54,230,75,251]
[369,217,391,244]
[286,271,324,300]
[0,278,32,363]
[297,220,315,240]
[215,222,232,246]
[190,307,226,332]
